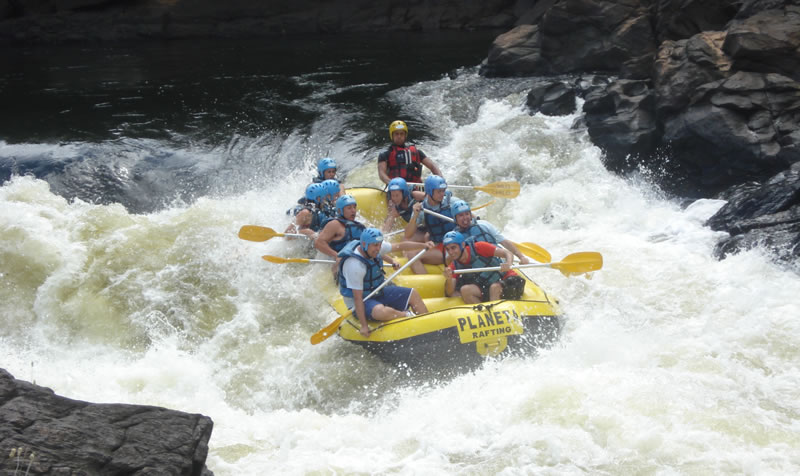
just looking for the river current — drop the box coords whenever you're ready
[2,33,799,475]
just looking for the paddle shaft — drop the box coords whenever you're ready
[406,181,519,198]
[421,207,455,223]
[453,262,556,274]
[310,247,428,345]
[265,256,393,266]
[452,252,602,275]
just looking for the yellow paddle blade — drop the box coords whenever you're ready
[515,241,552,263]
[262,255,310,264]
[238,225,282,242]
[552,252,603,276]
[471,200,495,212]
[474,181,520,199]
[310,310,353,345]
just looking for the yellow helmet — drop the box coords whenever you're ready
[389,120,408,139]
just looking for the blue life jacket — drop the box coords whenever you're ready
[453,241,503,290]
[328,218,366,252]
[459,219,498,245]
[390,196,419,223]
[422,192,455,243]
[337,241,385,298]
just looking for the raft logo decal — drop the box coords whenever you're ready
[456,309,524,343]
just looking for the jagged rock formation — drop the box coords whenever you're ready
[484,0,800,264]
[0,368,214,476]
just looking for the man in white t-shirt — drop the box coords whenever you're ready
[338,228,433,337]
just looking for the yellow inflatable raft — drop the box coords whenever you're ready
[328,187,564,369]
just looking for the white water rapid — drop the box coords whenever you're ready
[2,69,799,475]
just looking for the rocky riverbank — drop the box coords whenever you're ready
[483,0,800,265]
[0,368,214,475]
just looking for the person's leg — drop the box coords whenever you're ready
[489,282,504,301]
[405,249,428,274]
[407,288,428,314]
[459,284,483,304]
[365,287,414,321]
[370,304,406,321]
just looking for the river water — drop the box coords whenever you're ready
[2,33,799,475]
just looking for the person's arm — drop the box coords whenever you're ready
[405,202,423,239]
[315,222,341,258]
[421,156,442,178]
[443,265,458,297]
[493,246,515,273]
[378,160,391,185]
[410,190,426,201]
[391,240,433,253]
[352,289,370,337]
[293,209,318,239]
[500,239,530,265]
[382,202,400,233]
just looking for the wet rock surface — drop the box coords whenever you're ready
[0,368,214,476]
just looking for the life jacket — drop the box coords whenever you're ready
[285,201,330,232]
[391,196,419,223]
[422,193,455,243]
[453,242,503,290]
[459,219,498,245]
[328,218,366,252]
[337,241,385,298]
[385,144,423,183]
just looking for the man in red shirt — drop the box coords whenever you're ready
[443,231,526,303]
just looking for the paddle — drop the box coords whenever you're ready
[449,181,520,199]
[452,251,603,277]
[514,242,551,263]
[263,255,393,267]
[409,180,521,199]
[310,247,429,345]
[238,225,308,242]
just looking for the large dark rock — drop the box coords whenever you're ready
[723,3,800,81]
[583,78,660,170]
[526,80,577,116]
[482,0,657,79]
[654,0,740,43]
[483,0,800,263]
[706,163,800,262]
[660,71,800,192]
[0,368,214,476]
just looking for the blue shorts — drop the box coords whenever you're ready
[344,285,412,319]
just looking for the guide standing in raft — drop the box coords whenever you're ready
[378,120,443,185]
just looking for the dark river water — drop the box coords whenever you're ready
[1,31,500,211]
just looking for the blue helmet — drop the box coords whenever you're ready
[387,177,410,201]
[335,194,357,216]
[317,157,337,178]
[305,183,326,204]
[443,230,466,249]
[424,175,447,198]
[321,179,340,199]
[451,199,471,217]
[360,227,384,253]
